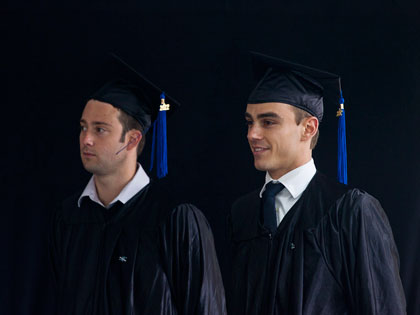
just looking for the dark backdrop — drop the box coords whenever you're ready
[2,1,420,314]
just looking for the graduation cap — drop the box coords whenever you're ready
[90,53,180,178]
[248,52,348,184]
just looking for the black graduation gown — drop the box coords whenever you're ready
[49,181,226,315]
[229,172,406,315]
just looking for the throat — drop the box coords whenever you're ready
[95,182,125,207]
[94,167,136,207]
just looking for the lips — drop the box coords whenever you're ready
[82,151,96,157]
[252,146,269,155]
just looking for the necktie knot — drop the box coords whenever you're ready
[263,182,284,198]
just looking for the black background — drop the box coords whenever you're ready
[2,1,420,314]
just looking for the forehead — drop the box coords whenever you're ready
[245,102,295,118]
[81,99,120,123]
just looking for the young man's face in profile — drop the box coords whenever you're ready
[79,99,127,176]
[245,102,307,179]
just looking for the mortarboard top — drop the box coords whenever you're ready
[90,53,180,133]
[248,51,342,122]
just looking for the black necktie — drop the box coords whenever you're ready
[262,181,284,234]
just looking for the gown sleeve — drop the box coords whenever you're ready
[341,190,406,314]
[160,203,227,315]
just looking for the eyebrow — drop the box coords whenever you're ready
[80,119,112,127]
[257,112,281,119]
[245,112,282,120]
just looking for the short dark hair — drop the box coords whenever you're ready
[117,109,145,156]
[291,107,319,150]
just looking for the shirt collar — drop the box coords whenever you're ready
[259,159,317,199]
[77,163,150,208]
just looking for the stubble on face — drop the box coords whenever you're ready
[79,100,126,177]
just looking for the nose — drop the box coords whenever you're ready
[247,124,263,142]
[80,130,94,147]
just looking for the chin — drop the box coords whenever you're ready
[82,165,95,174]
[254,160,269,172]
[82,162,99,175]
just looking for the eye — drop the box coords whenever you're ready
[80,125,87,132]
[263,120,275,127]
[245,120,253,127]
[96,127,106,133]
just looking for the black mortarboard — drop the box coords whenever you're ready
[248,52,341,122]
[90,53,180,133]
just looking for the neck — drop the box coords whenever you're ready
[269,153,312,179]
[94,162,137,207]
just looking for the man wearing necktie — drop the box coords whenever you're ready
[228,52,406,315]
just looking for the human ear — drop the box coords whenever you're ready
[127,130,142,151]
[302,116,318,141]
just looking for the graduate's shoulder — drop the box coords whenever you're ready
[164,203,211,230]
[230,189,260,216]
[313,173,389,228]
[335,185,388,225]
[313,172,372,205]
[145,180,209,226]
[310,172,350,203]
[61,190,83,209]
[313,171,375,198]
[321,185,397,257]
[143,179,184,214]
[53,190,84,219]
[46,189,90,228]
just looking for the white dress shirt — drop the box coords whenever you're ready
[259,159,317,225]
[77,163,150,209]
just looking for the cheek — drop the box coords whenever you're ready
[271,131,297,153]
[106,136,125,154]
[267,130,287,148]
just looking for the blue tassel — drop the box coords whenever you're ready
[150,92,168,178]
[337,91,347,184]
